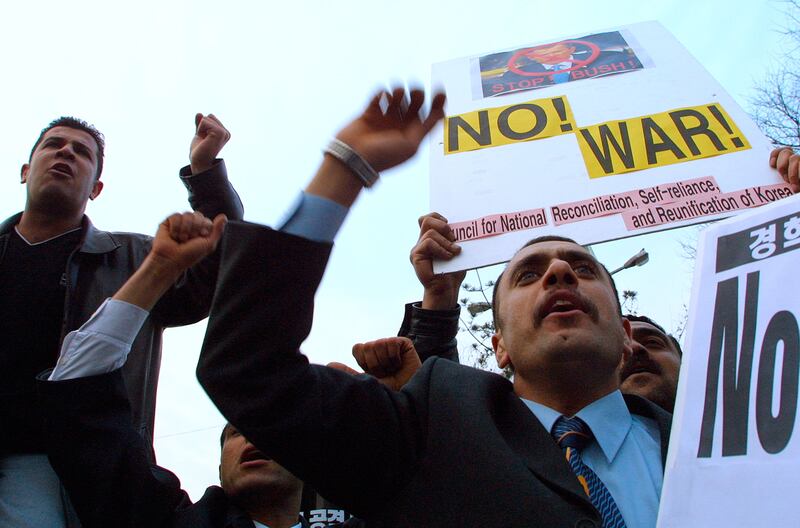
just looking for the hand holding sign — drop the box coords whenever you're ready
[770,147,800,192]
[411,212,466,310]
[336,87,445,172]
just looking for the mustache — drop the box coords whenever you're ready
[620,354,663,381]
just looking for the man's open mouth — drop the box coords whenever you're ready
[50,163,74,177]
[539,292,587,319]
[240,447,271,464]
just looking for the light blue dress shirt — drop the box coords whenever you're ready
[0,454,67,527]
[523,391,663,528]
[278,191,348,243]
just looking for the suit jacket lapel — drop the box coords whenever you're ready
[495,390,596,510]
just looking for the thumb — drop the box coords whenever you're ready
[390,337,422,390]
[327,362,361,376]
[398,337,421,365]
[207,214,227,250]
[195,113,203,130]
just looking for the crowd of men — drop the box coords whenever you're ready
[1,86,798,527]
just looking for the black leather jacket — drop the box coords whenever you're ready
[0,160,243,449]
[397,301,460,363]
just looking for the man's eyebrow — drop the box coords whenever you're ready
[72,141,93,155]
[506,253,547,275]
[554,248,597,264]
[506,247,596,275]
[44,135,95,156]
[632,326,668,341]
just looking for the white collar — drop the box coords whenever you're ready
[14,225,81,246]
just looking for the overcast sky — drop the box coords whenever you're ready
[0,0,790,499]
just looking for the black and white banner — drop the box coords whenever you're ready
[658,194,800,527]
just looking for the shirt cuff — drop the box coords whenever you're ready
[277,191,348,243]
[178,158,224,178]
[48,299,149,381]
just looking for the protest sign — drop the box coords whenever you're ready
[430,21,790,272]
[657,194,800,527]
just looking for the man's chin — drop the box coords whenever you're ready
[622,382,673,411]
[622,373,661,392]
[33,189,82,216]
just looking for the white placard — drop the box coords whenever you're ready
[430,21,787,272]
[657,194,800,527]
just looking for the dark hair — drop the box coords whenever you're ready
[30,117,105,180]
[491,236,621,330]
[623,314,683,356]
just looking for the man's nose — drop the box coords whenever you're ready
[55,144,76,160]
[631,339,649,358]
[542,259,577,288]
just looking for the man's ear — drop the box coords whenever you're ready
[20,164,29,184]
[620,317,633,364]
[89,180,104,200]
[492,331,512,369]
[218,464,222,485]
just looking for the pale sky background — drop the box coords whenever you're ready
[0,0,791,499]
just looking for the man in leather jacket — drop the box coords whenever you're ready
[0,114,243,527]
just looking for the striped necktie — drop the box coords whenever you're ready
[551,415,627,528]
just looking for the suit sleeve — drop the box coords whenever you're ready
[197,222,429,517]
[396,302,461,363]
[150,159,245,327]
[38,370,191,528]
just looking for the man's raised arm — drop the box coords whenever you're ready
[40,212,224,527]
[152,113,243,326]
[397,212,466,362]
[197,87,445,516]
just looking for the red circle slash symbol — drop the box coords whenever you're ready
[507,40,601,77]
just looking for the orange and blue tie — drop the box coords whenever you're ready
[552,415,627,528]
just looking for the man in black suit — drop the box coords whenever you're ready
[197,88,670,527]
[38,212,315,528]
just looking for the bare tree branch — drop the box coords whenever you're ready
[750,0,800,148]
